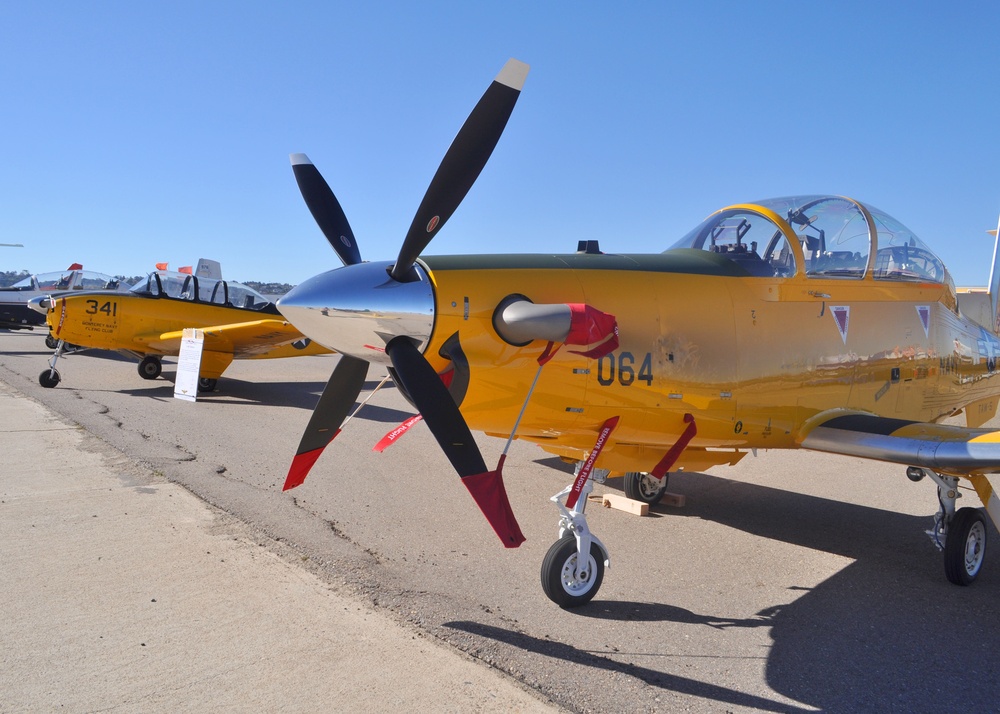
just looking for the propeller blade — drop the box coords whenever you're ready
[385,336,525,547]
[389,58,529,281]
[283,355,369,490]
[385,336,486,476]
[290,153,363,267]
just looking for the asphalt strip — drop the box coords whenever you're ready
[0,381,556,712]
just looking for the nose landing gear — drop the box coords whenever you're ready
[541,462,611,608]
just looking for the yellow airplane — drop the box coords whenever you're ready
[35,263,330,390]
[275,58,1000,607]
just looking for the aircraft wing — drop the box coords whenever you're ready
[145,319,325,357]
[799,411,1000,475]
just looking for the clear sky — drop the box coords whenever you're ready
[2,1,1000,287]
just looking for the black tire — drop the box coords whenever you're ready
[198,378,217,392]
[38,369,60,388]
[540,534,604,608]
[944,507,987,586]
[623,471,670,504]
[138,356,162,380]
[44,334,59,350]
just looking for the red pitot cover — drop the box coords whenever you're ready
[566,304,619,359]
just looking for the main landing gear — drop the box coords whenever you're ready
[912,468,988,585]
[624,471,670,504]
[137,356,215,391]
[138,356,162,380]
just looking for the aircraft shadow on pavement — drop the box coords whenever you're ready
[204,379,413,421]
[443,620,811,713]
[663,474,1000,710]
[487,471,1000,711]
[65,372,417,420]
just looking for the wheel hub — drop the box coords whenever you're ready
[561,553,595,595]
[965,522,986,575]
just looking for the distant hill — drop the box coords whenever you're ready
[243,281,294,296]
[0,270,30,288]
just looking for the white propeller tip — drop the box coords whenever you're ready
[495,58,529,91]
[290,153,313,166]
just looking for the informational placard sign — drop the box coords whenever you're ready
[174,328,204,402]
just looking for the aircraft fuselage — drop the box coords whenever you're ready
[420,252,999,473]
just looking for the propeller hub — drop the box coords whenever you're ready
[277,260,435,365]
[27,295,52,315]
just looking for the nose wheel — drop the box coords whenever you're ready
[38,368,61,388]
[541,534,605,608]
[39,338,67,388]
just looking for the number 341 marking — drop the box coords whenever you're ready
[597,351,653,387]
[85,299,117,317]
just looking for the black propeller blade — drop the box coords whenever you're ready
[290,153,362,267]
[283,355,369,490]
[385,335,525,547]
[385,336,486,477]
[283,59,529,546]
[389,58,529,282]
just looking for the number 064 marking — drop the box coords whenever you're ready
[597,351,653,387]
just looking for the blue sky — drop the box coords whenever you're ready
[2,2,1000,286]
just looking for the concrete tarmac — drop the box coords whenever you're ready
[0,381,556,712]
[4,331,1000,712]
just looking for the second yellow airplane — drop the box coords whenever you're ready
[36,265,330,390]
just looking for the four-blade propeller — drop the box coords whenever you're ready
[277,59,530,547]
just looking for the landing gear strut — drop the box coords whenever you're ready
[38,339,65,388]
[541,463,610,608]
[923,470,988,585]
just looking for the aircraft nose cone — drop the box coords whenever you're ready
[277,260,435,364]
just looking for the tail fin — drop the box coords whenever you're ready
[957,216,1000,333]
[195,258,222,281]
[990,214,1000,333]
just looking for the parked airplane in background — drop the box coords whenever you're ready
[34,261,330,390]
[273,58,1000,607]
[1,264,126,334]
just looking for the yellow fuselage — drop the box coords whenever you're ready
[421,253,998,474]
[48,291,327,379]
